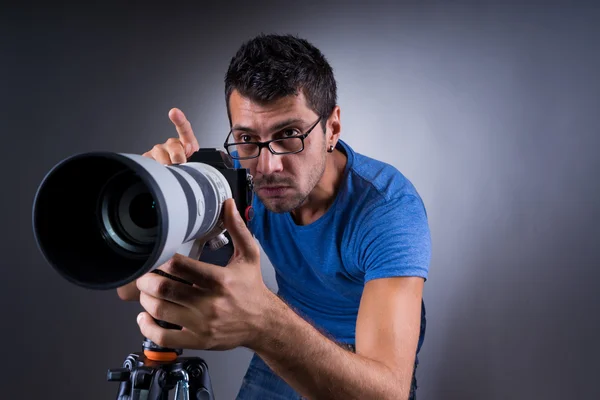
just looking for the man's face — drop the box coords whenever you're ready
[228,90,328,213]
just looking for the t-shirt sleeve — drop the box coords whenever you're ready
[357,194,431,282]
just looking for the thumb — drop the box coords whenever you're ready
[222,198,258,262]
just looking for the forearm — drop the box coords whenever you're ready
[251,292,411,400]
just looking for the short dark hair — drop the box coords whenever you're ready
[224,34,337,129]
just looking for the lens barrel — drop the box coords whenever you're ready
[32,152,232,290]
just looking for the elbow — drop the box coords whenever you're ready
[385,365,413,400]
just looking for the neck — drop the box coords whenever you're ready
[290,148,347,226]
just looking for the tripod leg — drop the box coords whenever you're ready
[183,358,214,400]
[174,370,190,400]
[115,380,130,400]
[146,368,171,400]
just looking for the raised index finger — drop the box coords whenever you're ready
[168,108,200,156]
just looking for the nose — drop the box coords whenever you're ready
[255,147,283,176]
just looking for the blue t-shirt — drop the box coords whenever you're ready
[236,139,431,347]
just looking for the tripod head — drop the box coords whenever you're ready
[108,350,214,400]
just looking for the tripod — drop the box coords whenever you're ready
[107,343,214,400]
[107,235,235,400]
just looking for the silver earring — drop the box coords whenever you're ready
[327,145,334,153]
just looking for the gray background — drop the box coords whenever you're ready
[2,1,599,399]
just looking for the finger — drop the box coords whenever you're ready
[146,144,172,165]
[116,280,140,301]
[161,253,226,288]
[223,198,259,262]
[137,272,203,308]
[137,311,201,349]
[168,108,200,156]
[138,291,197,329]
[163,138,187,164]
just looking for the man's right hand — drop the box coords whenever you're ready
[116,107,200,302]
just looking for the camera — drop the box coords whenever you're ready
[32,148,254,290]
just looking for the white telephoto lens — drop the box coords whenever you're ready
[32,152,233,290]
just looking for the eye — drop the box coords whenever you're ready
[282,128,300,138]
[237,134,252,142]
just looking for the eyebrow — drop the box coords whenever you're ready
[232,118,305,134]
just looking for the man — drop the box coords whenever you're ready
[117,34,431,399]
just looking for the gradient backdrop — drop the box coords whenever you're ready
[2,2,599,399]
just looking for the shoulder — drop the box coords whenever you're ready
[340,140,424,209]
[338,140,430,245]
[340,143,431,278]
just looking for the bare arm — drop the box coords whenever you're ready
[253,276,424,400]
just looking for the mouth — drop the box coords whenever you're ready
[257,186,291,197]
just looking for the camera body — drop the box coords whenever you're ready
[186,149,254,267]
[188,148,254,226]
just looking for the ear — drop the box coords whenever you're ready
[327,106,342,147]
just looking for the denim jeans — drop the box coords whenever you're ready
[236,350,418,399]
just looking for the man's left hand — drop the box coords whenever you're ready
[135,198,272,351]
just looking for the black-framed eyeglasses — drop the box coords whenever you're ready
[223,117,322,160]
